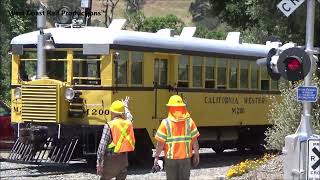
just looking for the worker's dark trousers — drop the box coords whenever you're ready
[164,158,191,180]
[100,153,128,180]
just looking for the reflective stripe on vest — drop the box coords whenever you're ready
[108,121,134,153]
[164,118,191,159]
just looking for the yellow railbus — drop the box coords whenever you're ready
[8,20,280,164]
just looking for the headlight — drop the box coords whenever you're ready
[14,87,22,99]
[65,88,75,100]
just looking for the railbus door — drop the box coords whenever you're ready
[153,55,172,122]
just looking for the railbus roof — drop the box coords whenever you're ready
[11,26,278,59]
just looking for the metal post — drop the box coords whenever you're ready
[283,1,319,179]
[299,0,315,136]
[37,32,46,79]
[36,4,47,79]
[84,0,92,26]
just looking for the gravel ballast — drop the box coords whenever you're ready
[0,149,284,180]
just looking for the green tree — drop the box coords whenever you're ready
[208,0,320,44]
[208,0,320,150]
[126,13,184,34]
[194,26,226,40]
[125,11,145,31]
[139,14,184,33]
[265,79,320,150]
[0,0,35,101]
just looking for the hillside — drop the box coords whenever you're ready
[92,0,194,26]
[36,0,194,27]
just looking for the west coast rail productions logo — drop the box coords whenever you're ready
[8,6,103,23]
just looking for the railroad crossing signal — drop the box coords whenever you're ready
[261,47,311,81]
[278,47,311,81]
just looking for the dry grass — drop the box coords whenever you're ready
[142,0,193,25]
[91,0,193,26]
[32,0,193,26]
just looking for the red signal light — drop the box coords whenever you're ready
[286,57,302,71]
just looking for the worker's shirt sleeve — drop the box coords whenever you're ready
[154,120,167,143]
[96,124,111,166]
[125,107,133,122]
[190,119,200,139]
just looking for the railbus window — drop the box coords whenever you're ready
[217,59,227,89]
[46,51,67,81]
[154,58,167,86]
[114,50,128,85]
[240,60,249,89]
[229,59,238,89]
[260,67,270,90]
[178,55,189,87]
[73,52,101,85]
[205,57,215,88]
[20,51,67,82]
[192,56,203,88]
[250,62,259,89]
[20,51,37,81]
[131,51,143,85]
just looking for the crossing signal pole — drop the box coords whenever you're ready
[274,0,320,179]
[258,0,320,179]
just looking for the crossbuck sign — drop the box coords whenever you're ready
[277,0,305,17]
[308,139,320,179]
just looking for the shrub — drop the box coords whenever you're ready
[265,77,320,150]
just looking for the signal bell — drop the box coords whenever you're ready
[277,47,311,81]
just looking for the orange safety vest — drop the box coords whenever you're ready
[107,118,135,153]
[164,117,192,159]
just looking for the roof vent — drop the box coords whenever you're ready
[226,32,241,44]
[180,27,196,37]
[156,29,174,37]
[108,19,127,30]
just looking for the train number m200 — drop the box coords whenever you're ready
[85,109,110,116]
[232,107,245,115]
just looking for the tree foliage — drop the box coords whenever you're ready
[265,79,320,150]
[209,0,320,44]
[126,0,144,13]
[100,0,120,27]
[139,14,185,33]
[126,13,184,34]
[208,0,320,149]
[194,26,226,40]
[125,11,146,31]
[126,12,225,40]
[0,0,35,101]
[189,0,211,22]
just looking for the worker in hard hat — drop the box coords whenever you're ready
[153,95,200,180]
[96,99,135,180]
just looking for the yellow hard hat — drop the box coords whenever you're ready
[166,95,186,107]
[110,100,125,114]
